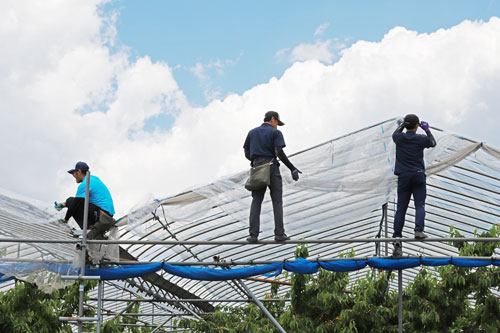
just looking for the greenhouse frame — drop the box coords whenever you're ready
[1,118,500,332]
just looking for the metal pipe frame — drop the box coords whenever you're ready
[111,255,500,265]
[89,298,289,303]
[96,279,104,332]
[59,316,99,322]
[1,255,499,266]
[1,236,499,245]
[103,312,216,316]
[398,269,403,333]
[237,279,286,333]
[78,170,90,333]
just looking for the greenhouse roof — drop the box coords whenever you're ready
[1,118,500,326]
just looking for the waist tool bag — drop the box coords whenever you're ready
[245,162,272,191]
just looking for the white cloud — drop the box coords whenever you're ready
[314,23,329,37]
[290,39,336,64]
[276,35,347,65]
[1,2,500,218]
[188,57,238,101]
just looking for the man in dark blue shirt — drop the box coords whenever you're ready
[392,114,436,256]
[243,111,301,242]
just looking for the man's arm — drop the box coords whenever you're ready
[393,120,406,134]
[275,146,301,181]
[243,132,252,161]
[392,120,406,142]
[420,121,436,147]
[275,146,295,170]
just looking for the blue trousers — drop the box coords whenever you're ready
[393,172,427,238]
[249,163,285,237]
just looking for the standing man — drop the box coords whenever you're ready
[55,161,116,240]
[392,115,436,256]
[243,111,301,242]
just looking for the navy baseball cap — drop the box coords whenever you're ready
[264,111,284,126]
[404,114,420,127]
[67,161,89,174]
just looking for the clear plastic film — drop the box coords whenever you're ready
[2,118,500,302]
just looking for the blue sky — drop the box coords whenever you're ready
[106,0,500,107]
[2,1,500,210]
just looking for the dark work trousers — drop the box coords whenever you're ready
[87,210,116,240]
[393,171,427,238]
[249,163,285,237]
[65,197,114,240]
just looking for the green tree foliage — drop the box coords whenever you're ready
[0,279,151,332]
[0,279,96,332]
[177,225,500,332]
[102,301,152,333]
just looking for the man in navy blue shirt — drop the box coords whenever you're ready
[243,111,301,242]
[392,114,436,256]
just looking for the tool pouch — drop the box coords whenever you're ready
[245,162,272,191]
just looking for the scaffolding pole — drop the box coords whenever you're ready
[384,203,389,256]
[2,236,499,245]
[89,297,288,303]
[78,170,90,333]
[96,279,104,332]
[107,254,500,266]
[237,279,286,333]
[398,269,403,333]
[2,255,500,266]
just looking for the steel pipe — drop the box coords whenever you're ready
[78,170,91,333]
[89,298,289,303]
[1,237,499,245]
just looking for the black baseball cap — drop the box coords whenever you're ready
[404,114,420,127]
[264,111,284,126]
[67,161,89,174]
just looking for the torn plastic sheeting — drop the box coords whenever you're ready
[0,272,15,283]
[162,262,283,281]
[86,263,163,280]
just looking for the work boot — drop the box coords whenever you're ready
[414,231,428,239]
[246,235,258,243]
[274,234,290,242]
[392,242,403,257]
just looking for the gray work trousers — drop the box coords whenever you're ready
[87,210,115,240]
[249,163,285,237]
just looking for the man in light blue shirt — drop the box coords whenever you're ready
[55,161,115,239]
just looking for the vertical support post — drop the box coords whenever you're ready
[236,279,286,333]
[78,170,90,333]
[383,203,388,256]
[398,269,403,333]
[96,279,104,333]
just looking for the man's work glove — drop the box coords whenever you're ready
[396,119,409,132]
[54,201,64,211]
[420,121,430,132]
[291,169,302,181]
[54,201,64,212]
